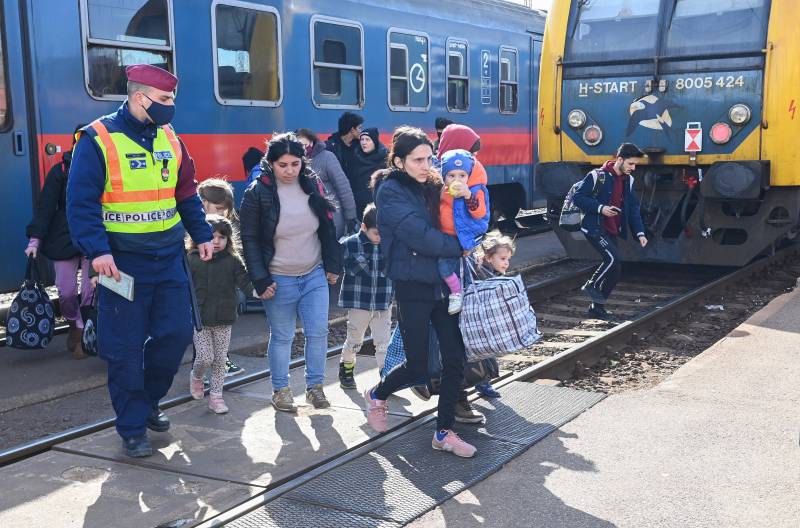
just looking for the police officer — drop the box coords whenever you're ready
[67,65,213,458]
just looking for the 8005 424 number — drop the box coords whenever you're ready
[675,75,745,90]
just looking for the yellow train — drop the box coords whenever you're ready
[535,0,799,265]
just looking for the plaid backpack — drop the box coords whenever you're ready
[559,169,605,232]
[459,273,541,362]
[5,257,55,349]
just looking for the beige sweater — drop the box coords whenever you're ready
[269,179,322,276]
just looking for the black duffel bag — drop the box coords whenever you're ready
[6,257,55,349]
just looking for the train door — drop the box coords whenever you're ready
[0,1,35,291]
[530,35,543,207]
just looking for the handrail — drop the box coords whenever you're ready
[552,54,562,135]
[760,41,774,129]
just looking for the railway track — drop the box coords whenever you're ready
[2,244,798,527]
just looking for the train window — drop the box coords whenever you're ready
[311,16,363,109]
[447,39,469,112]
[389,45,409,106]
[212,1,282,106]
[565,0,660,62]
[387,29,430,112]
[665,0,770,57]
[80,0,175,100]
[499,47,518,114]
[0,20,7,129]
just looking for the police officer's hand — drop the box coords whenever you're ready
[326,272,339,285]
[24,246,38,258]
[92,254,121,281]
[601,206,620,217]
[639,235,648,247]
[259,282,277,300]
[197,242,214,261]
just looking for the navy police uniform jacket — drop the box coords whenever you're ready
[573,166,646,240]
[67,102,212,261]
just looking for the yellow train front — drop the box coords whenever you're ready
[536,0,799,266]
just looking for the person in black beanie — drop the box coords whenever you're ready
[351,127,389,219]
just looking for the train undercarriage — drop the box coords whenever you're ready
[541,162,800,266]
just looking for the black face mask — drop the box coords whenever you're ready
[141,93,175,126]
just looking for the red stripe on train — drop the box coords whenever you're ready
[36,130,533,185]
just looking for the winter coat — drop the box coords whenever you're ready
[351,142,389,217]
[26,154,82,261]
[307,140,357,237]
[375,170,462,288]
[325,132,358,178]
[439,160,490,250]
[573,164,646,240]
[187,249,252,326]
[239,162,342,295]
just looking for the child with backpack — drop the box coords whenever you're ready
[338,203,393,389]
[197,178,246,376]
[187,214,253,413]
[437,149,490,314]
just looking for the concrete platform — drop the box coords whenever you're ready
[230,355,437,417]
[0,450,260,527]
[411,287,800,527]
[55,373,408,488]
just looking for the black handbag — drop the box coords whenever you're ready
[80,289,99,356]
[5,257,55,349]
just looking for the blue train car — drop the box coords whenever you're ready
[0,0,545,292]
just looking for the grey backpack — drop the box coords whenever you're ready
[559,169,605,232]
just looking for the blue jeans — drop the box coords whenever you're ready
[262,265,329,390]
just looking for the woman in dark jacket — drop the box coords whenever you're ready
[363,126,477,458]
[239,133,342,413]
[351,127,388,219]
[296,128,358,238]
[25,129,94,359]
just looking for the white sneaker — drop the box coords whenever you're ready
[448,293,463,315]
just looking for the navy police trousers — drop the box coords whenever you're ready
[97,251,193,440]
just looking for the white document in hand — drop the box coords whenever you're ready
[99,271,135,301]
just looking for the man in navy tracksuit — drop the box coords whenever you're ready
[574,143,648,319]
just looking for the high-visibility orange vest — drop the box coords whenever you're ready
[89,119,183,234]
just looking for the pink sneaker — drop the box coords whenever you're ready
[364,387,389,433]
[190,371,204,400]
[208,394,228,414]
[432,430,477,458]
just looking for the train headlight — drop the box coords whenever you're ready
[567,109,587,129]
[583,125,603,146]
[710,122,732,144]
[729,104,751,125]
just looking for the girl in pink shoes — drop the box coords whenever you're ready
[187,214,252,413]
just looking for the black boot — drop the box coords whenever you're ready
[339,362,357,390]
[588,304,613,320]
[147,408,170,432]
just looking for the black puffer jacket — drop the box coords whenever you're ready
[376,170,462,287]
[26,154,81,260]
[240,162,342,294]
